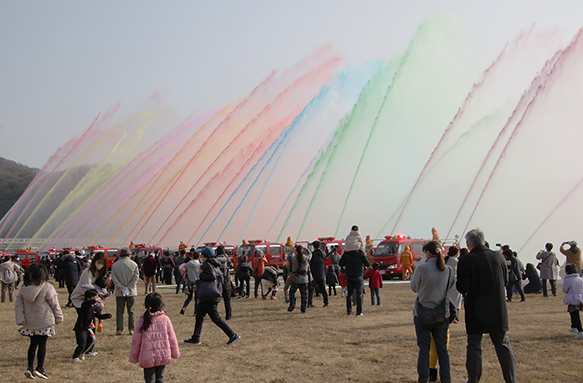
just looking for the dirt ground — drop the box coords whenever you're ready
[0,279,579,382]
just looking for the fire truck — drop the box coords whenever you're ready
[237,240,286,270]
[130,244,163,266]
[14,250,40,269]
[373,235,424,279]
[86,246,119,268]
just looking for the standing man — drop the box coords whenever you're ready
[308,241,329,308]
[252,249,268,299]
[560,241,582,275]
[0,255,20,302]
[142,251,158,294]
[457,229,517,383]
[111,247,139,335]
[60,250,82,307]
[339,240,370,316]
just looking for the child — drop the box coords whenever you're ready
[364,262,383,305]
[326,265,339,296]
[72,289,112,362]
[15,263,63,380]
[339,268,347,297]
[562,263,583,339]
[344,225,365,253]
[130,292,180,383]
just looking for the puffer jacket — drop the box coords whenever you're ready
[15,282,63,330]
[563,274,583,306]
[129,311,180,368]
[344,230,365,253]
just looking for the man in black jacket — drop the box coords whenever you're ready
[457,228,517,383]
[308,241,329,308]
[339,247,370,316]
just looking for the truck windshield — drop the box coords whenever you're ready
[375,243,398,256]
[237,245,254,257]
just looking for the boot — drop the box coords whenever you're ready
[429,368,438,382]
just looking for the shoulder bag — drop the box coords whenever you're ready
[197,265,223,302]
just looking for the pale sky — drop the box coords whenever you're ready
[1,0,582,168]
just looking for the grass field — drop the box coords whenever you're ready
[0,279,579,382]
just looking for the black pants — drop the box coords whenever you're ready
[238,274,250,297]
[466,332,517,383]
[254,276,262,298]
[506,280,525,301]
[191,300,235,341]
[570,310,583,332]
[144,365,165,383]
[174,271,184,293]
[309,279,329,305]
[66,283,75,305]
[223,285,232,320]
[346,278,364,315]
[27,335,47,372]
[73,329,95,359]
[328,284,337,295]
[542,279,557,297]
[163,268,173,285]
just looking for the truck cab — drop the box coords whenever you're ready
[131,244,162,266]
[373,235,424,279]
[237,240,285,270]
[14,250,39,269]
[87,246,119,268]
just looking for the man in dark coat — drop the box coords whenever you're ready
[339,247,370,316]
[308,241,329,307]
[457,228,517,383]
[60,250,82,307]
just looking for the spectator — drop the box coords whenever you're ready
[60,250,82,307]
[111,247,140,336]
[537,243,559,297]
[523,263,542,294]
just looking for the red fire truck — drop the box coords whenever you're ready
[87,246,119,268]
[237,240,286,269]
[14,250,40,269]
[373,235,424,279]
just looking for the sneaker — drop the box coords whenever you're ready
[129,330,134,335]
[184,338,201,345]
[271,296,278,300]
[84,352,97,357]
[569,328,578,333]
[356,313,364,316]
[227,334,240,345]
[115,331,122,336]
[24,369,35,379]
[179,308,185,315]
[323,303,328,307]
[575,332,583,339]
[80,355,85,361]
[71,358,83,363]
[33,370,48,380]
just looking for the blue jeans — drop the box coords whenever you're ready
[370,287,380,305]
[414,316,451,382]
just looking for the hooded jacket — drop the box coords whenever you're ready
[15,282,63,331]
[344,230,365,253]
[563,273,583,306]
[0,260,19,283]
[129,311,180,369]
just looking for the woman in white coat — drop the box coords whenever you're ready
[536,243,559,297]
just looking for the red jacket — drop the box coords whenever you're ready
[364,268,383,289]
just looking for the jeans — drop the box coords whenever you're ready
[288,283,309,312]
[370,287,380,305]
[116,296,136,332]
[346,278,364,315]
[144,365,165,383]
[466,332,517,383]
[414,316,450,382]
[542,279,556,297]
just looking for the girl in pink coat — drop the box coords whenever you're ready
[129,293,180,383]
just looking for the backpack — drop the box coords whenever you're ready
[0,267,16,284]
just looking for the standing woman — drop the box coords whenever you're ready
[537,243,559,297]
[184,247,239,345]
[287,245,311,313]
[410,240,455,383]
[71,253,109,312]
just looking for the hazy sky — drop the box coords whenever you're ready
[1,0,582,168]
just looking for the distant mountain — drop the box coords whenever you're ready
[0,156,39,221]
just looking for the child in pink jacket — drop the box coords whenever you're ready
[129,293,180,383]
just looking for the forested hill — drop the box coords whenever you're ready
[0,156,38,221]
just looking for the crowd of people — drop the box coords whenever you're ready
[3,226,583,382]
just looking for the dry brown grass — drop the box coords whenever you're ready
[0,280,579,382]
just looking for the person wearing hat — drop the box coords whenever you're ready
[561,241,583,275]
[184,247,240,346]
[400,246,414,280]
[110,247,139,335]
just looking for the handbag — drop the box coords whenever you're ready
[416,272,451,328]
[196,266,223,303]
[537,253,552,270]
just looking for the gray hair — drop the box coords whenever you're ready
[465,229,485,247]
